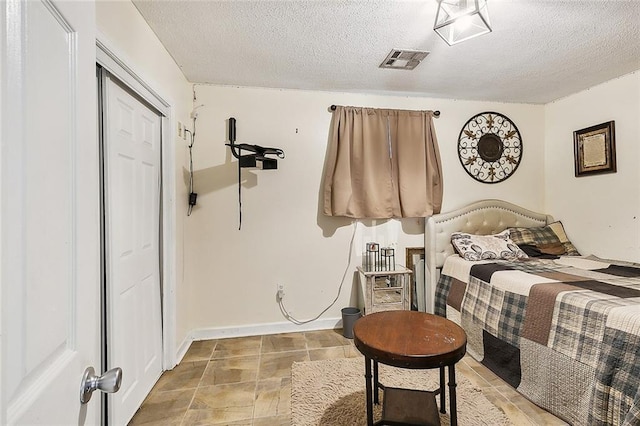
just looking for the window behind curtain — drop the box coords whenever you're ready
[322,106,443,219]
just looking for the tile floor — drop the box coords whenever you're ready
[128,329,568,425]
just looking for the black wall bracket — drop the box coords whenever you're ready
[225,117,285,170]
[225,117,285,230]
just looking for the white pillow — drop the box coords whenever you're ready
[451,230,528,261]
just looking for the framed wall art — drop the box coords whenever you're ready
[573,121,616,177]
[457,112,523,183]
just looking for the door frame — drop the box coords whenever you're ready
[96,35,177,372]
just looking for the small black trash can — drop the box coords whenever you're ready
[341,307,362,339]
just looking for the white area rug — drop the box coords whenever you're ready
[291,357,512,426]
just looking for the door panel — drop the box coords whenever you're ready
[1,0,100,424]
[103,76,163,425]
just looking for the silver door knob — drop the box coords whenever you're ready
[80,366,123,404]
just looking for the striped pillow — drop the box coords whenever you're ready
[508,222,580,256]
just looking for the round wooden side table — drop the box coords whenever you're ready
[353,311,467,426]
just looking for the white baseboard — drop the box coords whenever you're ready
[189,317,343,342]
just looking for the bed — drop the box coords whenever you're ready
[424,199,640,425]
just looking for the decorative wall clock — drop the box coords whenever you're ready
[457,112,522,183]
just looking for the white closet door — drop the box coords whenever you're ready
[103,76,163,425]
[1,1,101,424]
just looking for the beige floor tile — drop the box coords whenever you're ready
[481,387,513,409]
[258,350,308,380]
[308,345,362,361]
[253,377,291,418]
[153,360,208,392]
[496,401,537,426]
[191,381,256,408]
[200,356,259,386]
[457,362,491,389]
[212,336,262,359]
[479,387,533,425]
[132,331,568,426]
[252,415,291,425]
[346,345,363,357]
[304,329,351,348]
[183,340,217,362]
[462,354,482,367]
[181,409,253,426]
[277,377,292,415]
[494,383,523,400]
[261,332,307,353]
[220,421,253,426]
[536,411,570,425]
[470,362,507,387]
[186,382,255,425]
[515,395,570,425]
[455,359,477,376]
[128,388,193,425]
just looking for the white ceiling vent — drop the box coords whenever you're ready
[379,49,429,70]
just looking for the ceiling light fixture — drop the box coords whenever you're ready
[433,0,492,46]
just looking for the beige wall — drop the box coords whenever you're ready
[185,85,545,335]
[544,71,640,261]
[96,1,193,354]
[95,0,639,350]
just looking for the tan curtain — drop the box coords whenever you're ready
[322,106,443,218]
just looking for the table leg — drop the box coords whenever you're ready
[439,366,446,414]
[373,360,380,405]
[448,365,458,426]
[364,356,373,426]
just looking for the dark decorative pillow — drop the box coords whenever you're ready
[508,222,580,257]
[451,230,528,261]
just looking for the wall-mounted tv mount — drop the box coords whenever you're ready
[225,117,285,230]
[225,117,285,169]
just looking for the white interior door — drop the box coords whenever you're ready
[102,74,163,425]
[1,1,101,424]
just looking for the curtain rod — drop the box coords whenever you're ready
[329,104,440,117]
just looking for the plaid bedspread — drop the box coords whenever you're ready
[435,255,640,425]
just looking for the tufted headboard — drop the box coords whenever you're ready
[423,199,554,313]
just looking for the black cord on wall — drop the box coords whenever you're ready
[185,115,197,216]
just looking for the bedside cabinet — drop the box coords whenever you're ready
[357,266,412,314]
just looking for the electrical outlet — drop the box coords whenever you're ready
[277,284,285,300]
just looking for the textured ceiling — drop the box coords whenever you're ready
[132,0,640,104]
